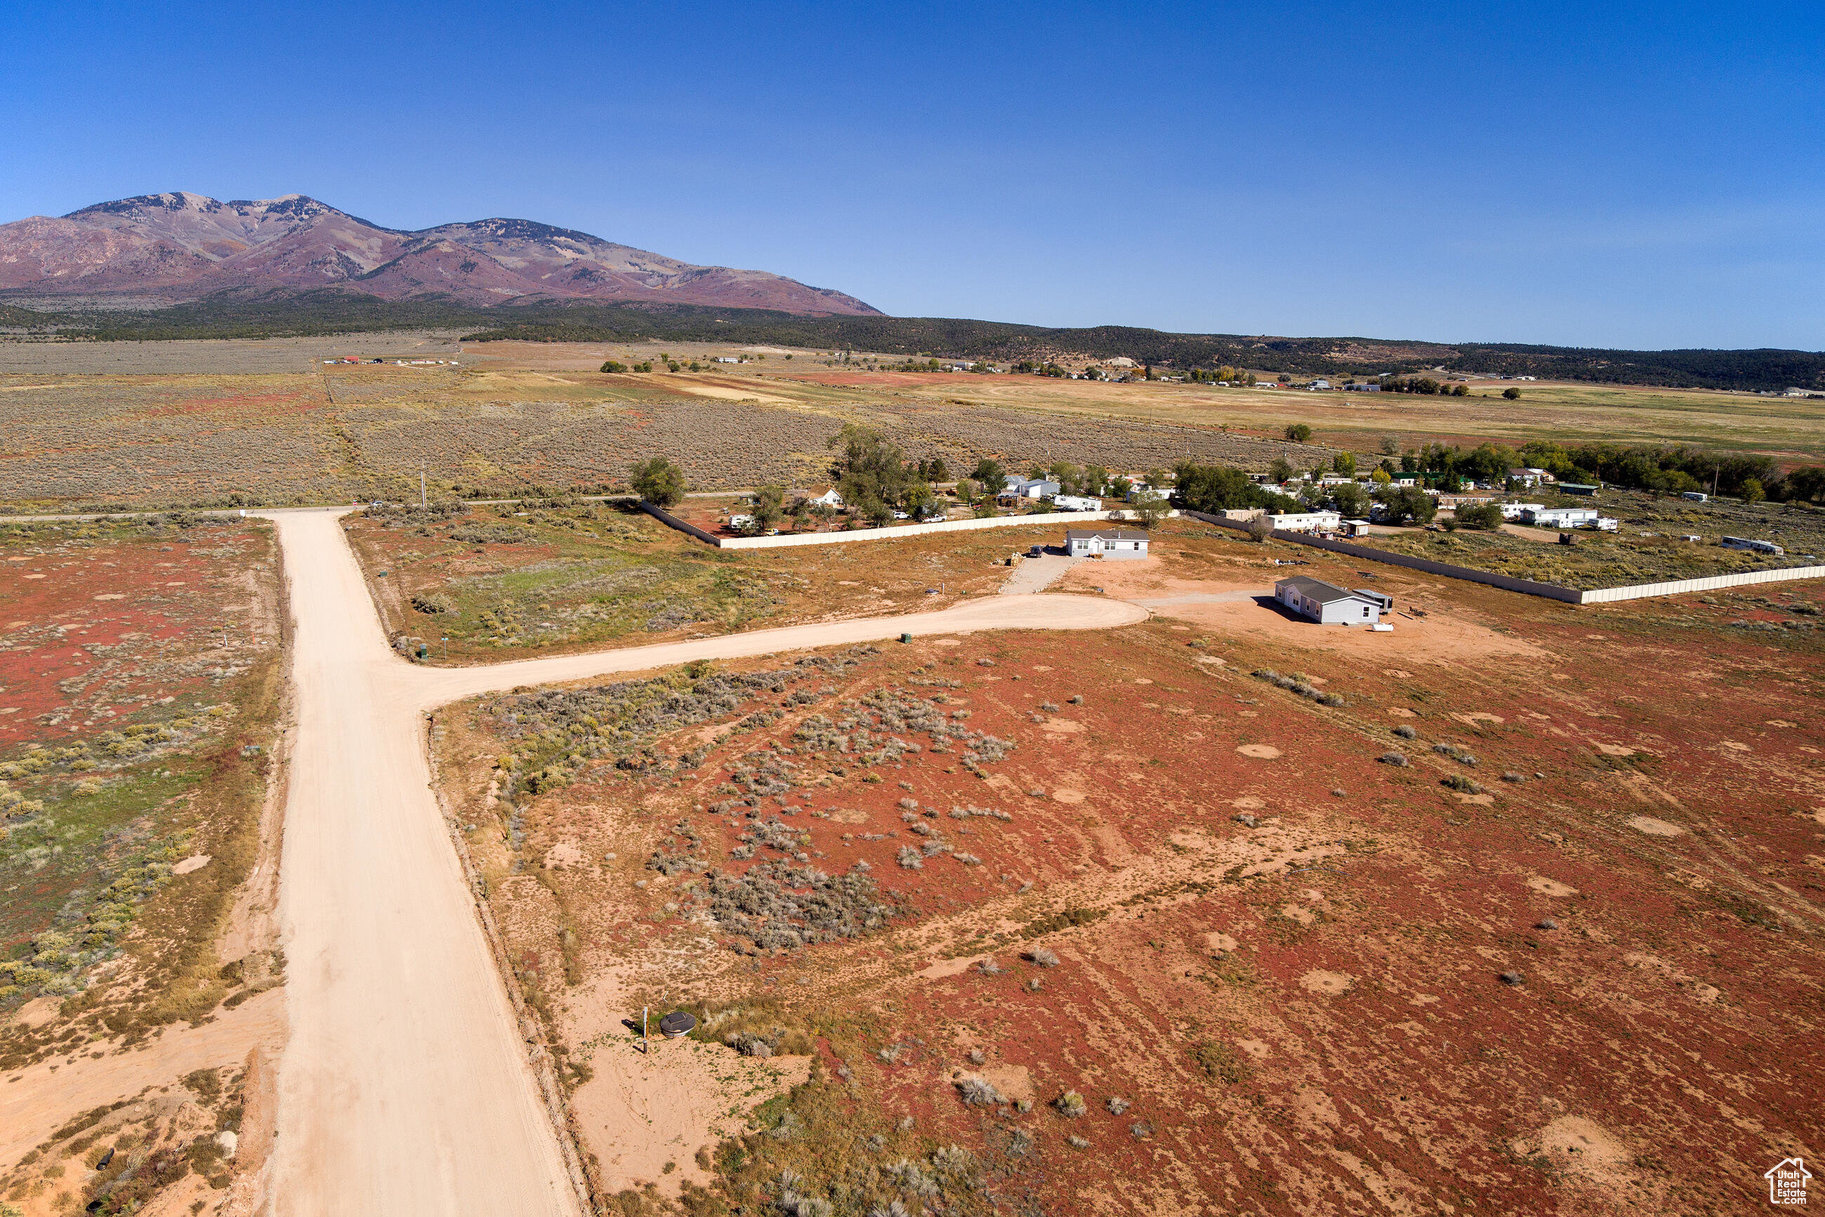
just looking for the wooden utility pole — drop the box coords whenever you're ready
[420,468,428,510]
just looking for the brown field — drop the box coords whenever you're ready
[0,338,1312,511]
[343,499,1099,665]
[0,517,287,1215]
[429,519,1825,1216]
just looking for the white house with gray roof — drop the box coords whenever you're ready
[1275,576,1391,624]
[1064,528,1150,559]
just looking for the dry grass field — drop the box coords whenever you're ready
[10,335,1820,514]
[344,500,1089,665]
[428,520,1824,1216]
[0,517,287,1215]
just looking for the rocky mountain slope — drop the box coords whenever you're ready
[0,192,879,314]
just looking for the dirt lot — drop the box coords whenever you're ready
[432,520,1825,1215]
[0,517,289,1215]
[343,500,1091,664]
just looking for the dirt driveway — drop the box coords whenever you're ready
[260,509,1146,1216]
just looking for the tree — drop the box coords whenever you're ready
[1108,476,1133,499]
[1378,435,1401,457]
[1741,477,1765,504]
[1132,494,1169,528]
[630,457,685,507]
[1329,482,1371,518]
[970,457,1007,489]
[1284,423,1313,443]
[752,485,785,530]
[1244,515,1276,542]
[1455,502,1504,530]
[1377,485,1436,526]
[1269,457,1294,483]
[1083,464,1107,494]
[1332,452,1356,476]
[1502,387,1522,400]
[600,359,628,373]
[955,477,979,505]
[829,423,911,509]
[1370,467,1393,486]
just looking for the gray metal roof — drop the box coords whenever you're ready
[1277,575,1372,605]
[1065,528,1150,541]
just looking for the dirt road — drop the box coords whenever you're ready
[262,508,1146,1214]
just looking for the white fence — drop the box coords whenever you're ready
[1180,510,1824,605]
[646,505,1171,550]
[1578,564,1825,603]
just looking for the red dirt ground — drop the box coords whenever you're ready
[440,547,1825,1214]
[0,523,269,751]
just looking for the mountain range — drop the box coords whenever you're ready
[0,192,879,315]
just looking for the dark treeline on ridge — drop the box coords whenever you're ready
[1,290,1821,393]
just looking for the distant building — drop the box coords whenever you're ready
[1064,528,1150,559]
[1722,535,1785,555]
[1558,482,1600,495]
[1308,379,1332,391]
[1003,476,1061,500]
[808,488,844,509]
[1682,491,1709,502]
[1275,576,1389,625]
[1523,506,1599,528]
[1345,381,1382,392]
[1340,518,1373,536]
[1269,510,1342,533]
[1500,502,1545,521]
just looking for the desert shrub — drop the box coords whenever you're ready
[1053,1091,1087,1117]
[1192,1041,1253,1085]
[956,1076,1004,1106]
[1442,774,1484,794]
[1378,752,1410,766]
[1105,1096,1130,1115]
[1026,947,1059,968]
[1393,724,1418,739]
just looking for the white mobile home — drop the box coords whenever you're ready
[1275,576,1390,625]
[1064,528,1150,559]
[1051,494,1101,512]
[1523,506,1599,529]
[1268,510,1342,534]
[1499,502,1545,521]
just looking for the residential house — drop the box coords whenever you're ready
[808,488,844,509]
[1523,506,1599,528]
[1003,476,1061,500]
[1064,528,1150,558]
[1268,510,1342,534]
[1275,576,1390,625]
[1345,381,1382,392]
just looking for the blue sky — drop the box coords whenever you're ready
[3,0,1820,348]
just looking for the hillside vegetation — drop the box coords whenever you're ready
[2,291,1820,391]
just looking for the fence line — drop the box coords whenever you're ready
[1180,511,1825,604]
[641,502,1169,550]
[1578,564,1825,603]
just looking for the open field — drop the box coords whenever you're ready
[0,516,287,1215]
[431,520,1824,1215]
[0,340,1310,511]
[344,500,1097,664]
[11,335,1825,515]
[1337,488,1825,590]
